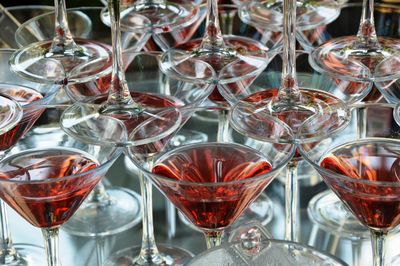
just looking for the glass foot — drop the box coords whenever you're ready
[1,244,46,266]
[62,187,142,237]
[103,244,193,266]
[308,190,369,239]
[101,0,200,34]
[179,193,274,231]
[10,38,111,85]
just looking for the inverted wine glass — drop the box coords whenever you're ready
[126,106,295,251]
[0,48,58,266]
[223,0,354,244]
[300,102,400,266]
[9,0,112,85]
[13,7,150,238]
[0,118,122,266]
[0,5,53,49]
[236,0,343,34]
[309,0,400,84]
[60,3,215,265]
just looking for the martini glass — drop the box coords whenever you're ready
[0,5,53,49]
[0,120,122,266]
[236,0,343,34]
[222,0,352,243]
[309,0,400,84]
[60,2,215,265]
[0,95,22,136]
[14,7,150,238]
[126,106,295,251]
[0,48,58,266]
[300,102,400,266]
[9,0,112,86]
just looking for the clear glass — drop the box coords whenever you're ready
[300,103,400,266]
[9,1,112,85]
[224,0,357,242]
[0,5,53,49]
[125,106,295,253]
[0,118,122,266]
[237,0,343,32]
[309,0,400,83]
[0,49,58,266]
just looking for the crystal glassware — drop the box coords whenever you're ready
[300,102,400,266]
[15,7,150,238]
[9,1,112,85]
[0,117,122,266]
[0,4,53,48]
[223,0,353,241]
[0,48,58,266]
[126,106,295,250]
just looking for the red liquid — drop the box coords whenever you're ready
[320,140,400,229]
[152,144,273,230]
[0,148,100,228]
[176,37,263,105]
[0,84,44,151]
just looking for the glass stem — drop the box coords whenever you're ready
[284,159,299,242]
[204,230,223,249]
[0,200,18,264]
[354,0,381,49]
[105,0,141,110]
[370,229,387,266]
[95,237,106,265]
[42,227,61,266]
[49,0,79,55]
[166,201,176,240]
[86,182,111,205]
[217,109,230,143]
[356,106,367,139]
[278,0,300,102]
[200,0,226,51]
[137,157,165,264]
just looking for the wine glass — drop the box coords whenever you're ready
[0,48,58,265]
[9,0,112,86]
[126,106,295,251]
[13,6,151,238]
[0,118,123,266]
[300,102,400,266]
[236,0,343,34]
[0,4,53,48]
[221,0,355,243]
[309,0,400,84]
[304,2,400,240]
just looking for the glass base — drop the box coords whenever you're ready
[188,238,346,265]
[179,193,274,232]
[103,244,193,266]
[238,0,341,31]
[9,38,111,85]
[0,244,46,266]
[310,36,400,81]
[101,1,200,34]
[62,187,142,237]
[308,190,369,239]
[230,88,350,144]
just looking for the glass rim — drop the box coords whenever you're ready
[128,140,295,187]
[0,48,59,106]
[300,136,400,187]
[0,146,122,185]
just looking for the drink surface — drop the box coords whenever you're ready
[320,140,400,229]
[152,143,272,230]
[0,148,100,228]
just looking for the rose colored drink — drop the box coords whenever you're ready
[0,148,100,228]
[152,144,272,230]
[320,140,400,229]
[0,84,44,151]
